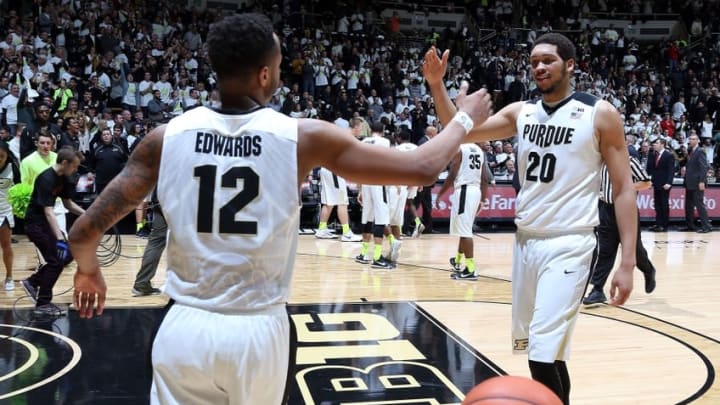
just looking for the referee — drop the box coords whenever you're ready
[583,156,657,306]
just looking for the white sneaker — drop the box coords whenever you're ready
[341,232,362,242]
[315,229,338,239]
[4,278,13,291]
[411,223,425,238]
[389,240,402,262]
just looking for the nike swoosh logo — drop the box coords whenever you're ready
[563,270,577,274]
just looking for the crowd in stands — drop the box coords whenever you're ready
[2,0,720,186]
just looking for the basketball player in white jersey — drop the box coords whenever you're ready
[68,13,492,405]
[315,164,362,242]
[435,143,489,280]
[355,123,396,269]
[386,130,418,261]
[423,33,636,404]
[315,119,362,242]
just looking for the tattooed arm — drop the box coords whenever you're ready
[69,125,165,318]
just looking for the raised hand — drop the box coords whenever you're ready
[455,81,493,129]
[422,46,449,86]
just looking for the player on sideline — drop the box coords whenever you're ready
[68,13,492,405]
[315,118,363,242]
[355,123,396,268]
[314,164,362,242]
[435,142,490,280]
[423,32,636,405]
[385,130,418,261]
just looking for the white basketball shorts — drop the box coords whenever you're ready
[511,230,596,363]
[151,303,290,405]
[388,185,409,227]
[360,184,389,225]
[319,168,348,206]
[449,184,482,238]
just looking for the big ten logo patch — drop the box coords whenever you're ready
[288,303,500,404]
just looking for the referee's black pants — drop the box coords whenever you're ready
[591,200,655,289]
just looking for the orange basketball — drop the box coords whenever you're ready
[462,376,564,405]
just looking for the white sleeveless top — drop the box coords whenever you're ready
[455,143,484,187]
[0,164,13,217]
[515,93,602,234]
[158,106,299,313]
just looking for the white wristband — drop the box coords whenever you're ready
[452,111,474,134]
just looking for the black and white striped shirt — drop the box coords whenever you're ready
[600,156,650,204]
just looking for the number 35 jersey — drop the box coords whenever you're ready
[455,143,484,187]
[514,93,602,234]
[157,106,299,313]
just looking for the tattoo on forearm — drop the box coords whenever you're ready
[81,132,162,235]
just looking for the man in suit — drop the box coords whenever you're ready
[646,138,674,232]
[683,133,713,233]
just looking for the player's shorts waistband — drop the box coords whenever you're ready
[171,301,288,316]
[515,227,596,239]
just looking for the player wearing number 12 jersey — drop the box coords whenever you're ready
[424,33,637,404]
[68,13,493,405]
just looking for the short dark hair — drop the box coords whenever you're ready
[57,146,84,164]
[533,33,576,62]
[206,13,277,78]
[370,122,384,134]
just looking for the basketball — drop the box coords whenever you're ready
[462,376,563,405]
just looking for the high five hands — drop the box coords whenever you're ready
[423,46,492,132]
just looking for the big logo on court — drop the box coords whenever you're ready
[287,302,504,404]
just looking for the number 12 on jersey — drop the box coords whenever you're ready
[194,165,259,234]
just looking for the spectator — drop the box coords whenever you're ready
[147,90,166,123]
[90,128,127,195]
[0,83,19,136]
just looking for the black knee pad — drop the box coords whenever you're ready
[372,224,385,238]
[362,222,374,234]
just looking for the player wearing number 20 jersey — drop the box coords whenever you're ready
[514,93,602,234]
[157,106,298,313]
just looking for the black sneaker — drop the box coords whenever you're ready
[371,257,396,269]
[451,269,478,280]
[136,227,150,238]
[449,257,461,272]
[33,304,67,317]
[643,268,656,294]
[131,287,162,297]
[21,279,38,303]
[582,289,607,306]
[355,254,370,264]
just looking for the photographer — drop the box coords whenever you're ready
[21,147,86,316]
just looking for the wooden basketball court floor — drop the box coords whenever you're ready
[1,228,718,404]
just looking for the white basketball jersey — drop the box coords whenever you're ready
[157,106,299,313]
[515,93,602,233]
[454,143,484,187]
[396,142,417,154]
[362,135,391,148]
[396,142,418,192]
